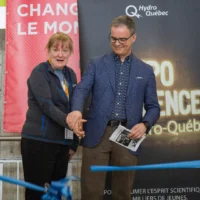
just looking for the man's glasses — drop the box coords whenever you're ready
[108,32,135,44]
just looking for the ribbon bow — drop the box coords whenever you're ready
[42,176,80,200]
[0,175,80,200]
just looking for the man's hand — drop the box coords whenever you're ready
[66,111,82,130]
[73,118,87,138]
[128,123,147,139]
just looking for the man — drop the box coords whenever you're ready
[67,15,160,200]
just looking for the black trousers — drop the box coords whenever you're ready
[21,138,70,200]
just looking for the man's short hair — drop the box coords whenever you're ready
[111,15,136,34]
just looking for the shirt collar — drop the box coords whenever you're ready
[113,53,133,63]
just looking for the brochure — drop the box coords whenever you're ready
[109,125,146,152]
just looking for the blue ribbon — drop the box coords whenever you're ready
[0,175,80,200]
[91,160,200,172]
[1,160,200,198]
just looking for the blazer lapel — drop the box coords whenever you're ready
[127,54,139,96]
[104,53,116,93]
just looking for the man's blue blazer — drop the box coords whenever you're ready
[71,52,160,147]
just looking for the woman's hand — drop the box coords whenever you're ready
[68,149,75,161]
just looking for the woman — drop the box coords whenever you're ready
[21,32,78,200]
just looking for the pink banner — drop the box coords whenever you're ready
[4,0,80,132]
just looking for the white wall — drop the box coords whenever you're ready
[0,7,6,29]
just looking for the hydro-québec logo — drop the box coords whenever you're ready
[125,5,169,18]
